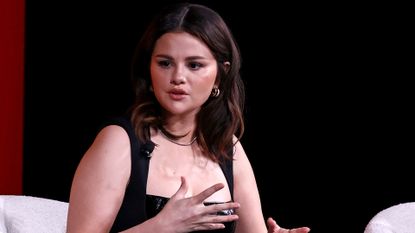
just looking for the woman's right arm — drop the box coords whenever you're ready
[66,125,138,232]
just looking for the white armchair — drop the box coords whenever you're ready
[0,195,68,233]
[364,202,415,233]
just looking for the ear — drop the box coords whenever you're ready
[223,61,230,73]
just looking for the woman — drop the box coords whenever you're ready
[66,3,310,233]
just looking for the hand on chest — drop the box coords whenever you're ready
[146,143,231,202]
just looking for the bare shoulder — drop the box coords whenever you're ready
[67,125,132,232]
[232,136,248,161]
[232,137,252,176]
[95,125,130,145]
[72,124,132,195]
[80,125,131,166]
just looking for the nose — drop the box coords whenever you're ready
[170,65,186,85]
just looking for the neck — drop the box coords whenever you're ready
[159,128,197,146]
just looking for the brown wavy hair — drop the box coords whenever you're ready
[129,3,244,162]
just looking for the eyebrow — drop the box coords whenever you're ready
[154,54,208,61]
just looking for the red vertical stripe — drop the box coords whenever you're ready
[0,0,25,194]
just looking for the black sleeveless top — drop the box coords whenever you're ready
[107,117,236,233]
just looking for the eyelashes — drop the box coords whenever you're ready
[157,60,171,68]
[156,60,204,70]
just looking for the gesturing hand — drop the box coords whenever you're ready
[155,176,240,233]
[267,217,310,233]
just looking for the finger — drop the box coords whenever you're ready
[290,227,311,233]
[204,202,240,215]
[171,176,188,200]
[192,223,225,231]
[267,217,280,231]
[201,213,239,224]
[192,183,224,203]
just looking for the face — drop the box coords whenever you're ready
[150,32,218,117]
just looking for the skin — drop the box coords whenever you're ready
[150,32,218,123]
[66,32,310,233]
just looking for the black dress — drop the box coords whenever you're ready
[107,117,236,233]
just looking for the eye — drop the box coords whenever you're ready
[157,60,171,68]
[188,62,203,70]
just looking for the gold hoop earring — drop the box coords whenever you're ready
[211,87,220,97]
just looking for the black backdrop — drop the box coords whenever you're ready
[23,1,412,232]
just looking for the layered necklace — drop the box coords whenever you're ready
[159,129,197,146]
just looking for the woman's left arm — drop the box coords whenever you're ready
[233,140,268,233]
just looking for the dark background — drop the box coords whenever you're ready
[23,1,412,232]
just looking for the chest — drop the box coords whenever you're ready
[146,143,231,202]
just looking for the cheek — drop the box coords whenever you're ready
[199,67,217,86]
[150,67,167,90]
[194,74,217,98]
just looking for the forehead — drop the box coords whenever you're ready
[153,32,214,59]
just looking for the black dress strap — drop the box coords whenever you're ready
[219,158,234,200]
[107,116,151,233]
